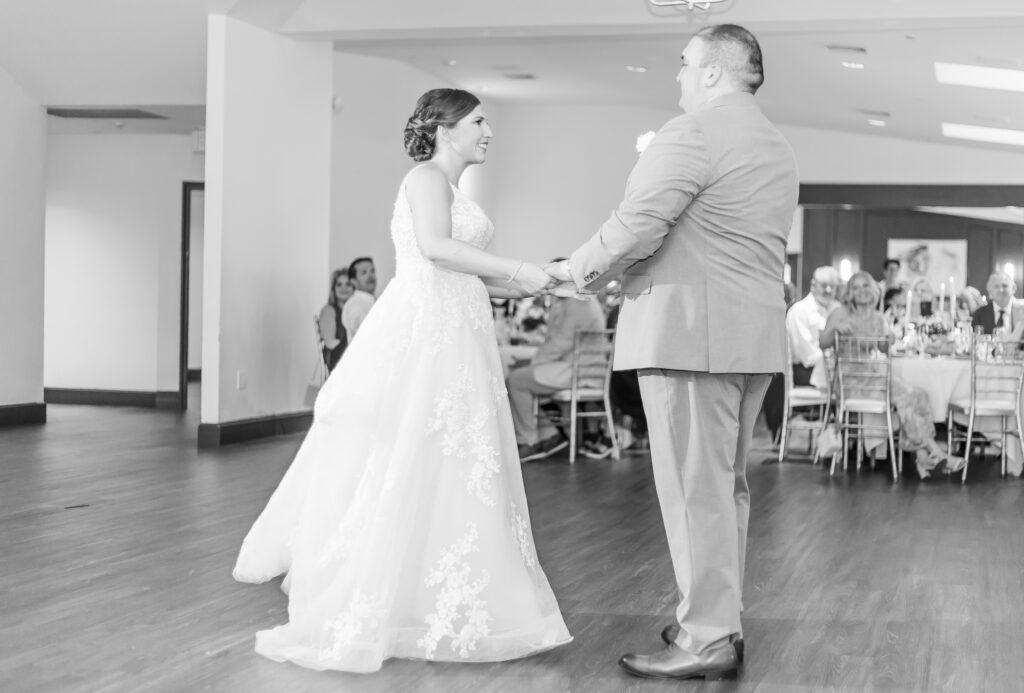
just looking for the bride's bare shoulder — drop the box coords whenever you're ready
[405,163,447,189]
[404,164,452,207]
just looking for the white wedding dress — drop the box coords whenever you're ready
[233,169,572,673]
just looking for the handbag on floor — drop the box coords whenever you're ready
[814,425,842,461]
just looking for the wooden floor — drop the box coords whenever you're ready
[3,388,1023,692]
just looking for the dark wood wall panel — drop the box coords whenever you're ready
[801,209,1023,295]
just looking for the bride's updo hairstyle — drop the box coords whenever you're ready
[403,88,480,162]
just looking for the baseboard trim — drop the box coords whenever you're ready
[187,368,201,383]
[45,388,159,407]
[0,403,47,427]
[197,411,313,448]
[155,391,182,410]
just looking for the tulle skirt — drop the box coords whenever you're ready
[233,267,571,673]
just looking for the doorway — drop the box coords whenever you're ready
[178,181,205,410]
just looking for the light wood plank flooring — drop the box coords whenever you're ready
[2,391,1022,692]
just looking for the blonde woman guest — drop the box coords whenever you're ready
[819,270,964,479]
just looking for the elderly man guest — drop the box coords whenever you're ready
[341,256,377,342]
[547,23,798,680]
[786,266,839,386]
[972,271,1024,337]
[508,287,606,462]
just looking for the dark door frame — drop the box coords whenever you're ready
[178,181,205,411]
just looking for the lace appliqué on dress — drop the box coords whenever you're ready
[508,500,536,569]
[417,523,492,659]
[319,589,387,659]
[427,365,502,506]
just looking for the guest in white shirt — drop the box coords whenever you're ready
[341,256,377,342]
[786,266,839,386]
[508,291,605,462]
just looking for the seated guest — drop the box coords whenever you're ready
[508,285,606,462]
[876,257,902,308]
[341,256,377,342]
[955,286,984,322]
[971,272,1024,338]
[318,267,354,372]
[819,271,963,479]
[882,287,908,340]
[761,281,801,443]
[786,265,840,386]
[882,287,907,325]
[596,295,647,457]
[910,277,934,318]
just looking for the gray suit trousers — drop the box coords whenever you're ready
[637,369,771,654]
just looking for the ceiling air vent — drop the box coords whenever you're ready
[503,73,536,80]
[46,108,167,120]
[826,44,867,55]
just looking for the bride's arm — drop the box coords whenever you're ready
[481,277,528,299]
[406,166,551,294]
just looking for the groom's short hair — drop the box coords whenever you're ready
[694,24,764,94]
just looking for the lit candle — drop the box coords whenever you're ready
[906,289,913,324]
[949,275,956,318]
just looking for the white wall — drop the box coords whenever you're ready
[44,134,203,391]
[484,103,675,262]
[330,52,501,289]
[203,15,333,424]
[0,66,46,407]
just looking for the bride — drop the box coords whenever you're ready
[232,88,572,673]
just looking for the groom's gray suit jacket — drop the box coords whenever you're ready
[567,91,799,374]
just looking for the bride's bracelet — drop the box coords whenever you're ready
[507,261,525,283]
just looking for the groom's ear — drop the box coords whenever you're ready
[703,64,722,88]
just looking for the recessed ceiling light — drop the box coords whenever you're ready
[446,59,457,66]
[868,119,886,127]
[842,61,865,70]
[935,62,1024,92]
[942,122,1024,147]
[625,65,648,73]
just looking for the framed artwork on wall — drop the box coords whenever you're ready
[886,238,968,299]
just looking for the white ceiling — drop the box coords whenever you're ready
[2,0,1024,153]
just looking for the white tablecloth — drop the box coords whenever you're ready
[891,357,971,422]
[812,355,1022,475]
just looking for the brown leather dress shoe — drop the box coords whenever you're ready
[619,639,739,680]
[660,625,744,663]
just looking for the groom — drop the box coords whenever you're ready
[547,24,798,679]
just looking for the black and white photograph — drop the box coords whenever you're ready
[2,1,1024,691]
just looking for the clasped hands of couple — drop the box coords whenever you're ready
[510,260,582,299]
